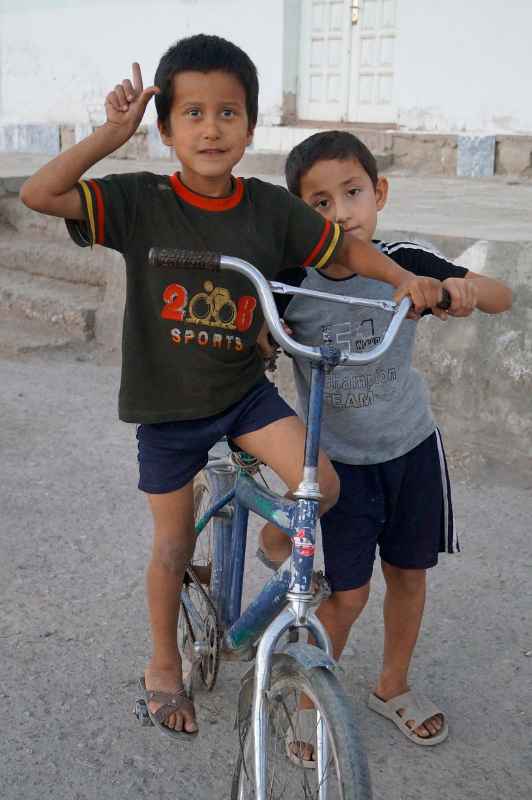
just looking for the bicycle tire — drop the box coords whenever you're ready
[191,470,217,589]
[177,469,222,692]
[231,654,372,800]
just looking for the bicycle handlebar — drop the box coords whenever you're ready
[148,248,450,365]
[151,248,221,272]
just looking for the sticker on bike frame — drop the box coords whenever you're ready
[294,530,315,558]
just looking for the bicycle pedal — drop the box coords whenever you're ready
[133,698,153,727]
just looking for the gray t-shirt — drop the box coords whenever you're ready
[278,240,468,465]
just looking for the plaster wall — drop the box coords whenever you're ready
[0,0,284,126]
[396,0,532,133]
[2,1,532,139]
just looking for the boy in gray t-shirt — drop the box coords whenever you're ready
[258,131,511,753]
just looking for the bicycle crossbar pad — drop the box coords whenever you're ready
[148,247,221,271]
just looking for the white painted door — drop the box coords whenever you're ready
[297,0,398,123]
[348,0,398,122]
[297,0,352,121]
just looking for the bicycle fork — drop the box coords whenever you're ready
[252,362,335,800]
[251,575,334,798]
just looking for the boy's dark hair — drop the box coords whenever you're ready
[154,34,259,131]
[285,130,378,196]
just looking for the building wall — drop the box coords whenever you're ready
[1,0,531,136]
[0,0,285,126]
[396,0,532,132]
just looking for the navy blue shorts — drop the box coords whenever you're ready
[320,431,457,592]
[136,378,296,494]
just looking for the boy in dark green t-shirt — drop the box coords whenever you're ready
[20,34,447,739]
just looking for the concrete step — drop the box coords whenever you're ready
[249,124,394,163]
[0,231,106,286]
[0,194,68,238]
[0,149,393,199]
[0,316,72,356]
[0,266,102,340]
[239,148,393,177]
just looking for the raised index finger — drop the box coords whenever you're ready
[132,62,144,94]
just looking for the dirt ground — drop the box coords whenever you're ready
[1,346,530,799]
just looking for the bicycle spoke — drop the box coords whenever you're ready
[236,682,345,799]
[193,479,214,573]
[177,470,222,692]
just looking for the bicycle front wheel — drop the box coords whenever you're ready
[231,655,371,800]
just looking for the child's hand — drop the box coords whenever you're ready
[256,320,293,357]
[105,63,160,141]
[442,277,478,317]
[394,276,449,320]
[256,322,276,359]
[256,320,292,371]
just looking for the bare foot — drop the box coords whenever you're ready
[144,666,198,734]
[287,706,318,764]
[288,740,315,763]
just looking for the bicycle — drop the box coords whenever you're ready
[134,248,449,799]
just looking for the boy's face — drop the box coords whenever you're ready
[158,70,253,194]
[299,157,388,244]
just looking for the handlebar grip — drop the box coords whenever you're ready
[437,287,452,310]
[148,247,221,271]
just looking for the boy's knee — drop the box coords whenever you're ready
[151,539,192,575]
[382,561,426,594]
[320,467,340,513]
[331,583,370,621]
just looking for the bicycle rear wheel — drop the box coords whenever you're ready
[191,470,216,585]
[177,470,221,692]
[231,655,371,800]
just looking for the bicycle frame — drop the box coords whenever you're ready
[148,248,416,799]
[195,360,335,799]
[194,361,331,655]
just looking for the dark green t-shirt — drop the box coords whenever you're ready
[67,172,343,422]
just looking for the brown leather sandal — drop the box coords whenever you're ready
[138,677,199,741]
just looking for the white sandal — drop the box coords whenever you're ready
[285,708,317,769]
[368,690,448,746]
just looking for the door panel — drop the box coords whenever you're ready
[297,0,398,124]
[298,0,352,121]
[348,0,398,122]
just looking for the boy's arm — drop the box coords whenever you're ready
[336,234,448,317]
[283,197,446,316]
[378,242,512,317]
[444,272,512,315]
[19,63,159,219]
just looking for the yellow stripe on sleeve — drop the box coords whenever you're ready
[79,180,96,246]
[315,223,341,269]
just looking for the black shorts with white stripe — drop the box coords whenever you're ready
[320,430,458,592]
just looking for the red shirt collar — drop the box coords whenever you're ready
[169,172,244,211]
